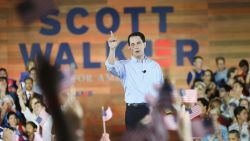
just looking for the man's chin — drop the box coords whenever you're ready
[133,54,143,58]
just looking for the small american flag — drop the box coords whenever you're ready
[35,109,50,126]
[180,89,197,103]
[189,104,202,120]
[102,107,113,122]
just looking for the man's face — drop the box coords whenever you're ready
[217,60,225,70]
[0,70,7,77]
[129,36,146,59]
[30,98,38,111]
[25,79,33,91]
[8,114,17,128]
[240,66,248,73]
[29,70,37,81]
[0,80,7,91]
[239,109,248,122]
[193,58,203,69]
[233,83,243,94]
[229,133,240,141]
[33,103,43,116]
[230,69,238,78]
[26,124,36,136]
[240,100,249,110]
[197,101,206,114]
[203,71,212,82]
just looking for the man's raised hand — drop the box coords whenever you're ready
[108,31,118,49]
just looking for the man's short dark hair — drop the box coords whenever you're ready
[28,67,37,74]
[7,111,17,120]
[219,84,232,92]
[239,59,249,68]
[216,56,225,64]
[0,68,8,78]
[0,77,7,83]
[198,98,209,110]
[24,77,33,83]
[127,32,145,45]
[227,67,237,78]
[234,106,247,118]
[234,80,245,89]
[26,121,37,129]
[229,130,240,139]
[0,68,7,73]
[35,100,45,107]
[193,56,203,63]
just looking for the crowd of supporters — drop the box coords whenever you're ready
[0,56,250,141]
[0,60,53,141]
[186,56,250,141]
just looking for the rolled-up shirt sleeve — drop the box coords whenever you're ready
[105,59,125,78]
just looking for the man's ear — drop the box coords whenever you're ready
[143,42,146,49]
[128,45,131,50]
[236,114,240,120]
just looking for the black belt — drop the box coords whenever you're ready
[126,103,148,107]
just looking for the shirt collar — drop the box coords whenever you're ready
[131,56,149,63]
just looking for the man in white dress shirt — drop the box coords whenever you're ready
[105,31,164,129]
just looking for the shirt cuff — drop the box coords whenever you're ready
[105,59,116,70]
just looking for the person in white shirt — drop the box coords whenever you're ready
[105,31,164,129]
[33,101,52,141]
[229,106,249,141]
[25,121,43,141]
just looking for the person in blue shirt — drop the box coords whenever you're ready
[105,31,164,129]
[186,56,205,89]
[202,108,228,141]
[214,56,228,87]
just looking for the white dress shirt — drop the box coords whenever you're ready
[105,56,164,103]
[229,122,249,141]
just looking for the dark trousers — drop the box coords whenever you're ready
[125,104,149,130]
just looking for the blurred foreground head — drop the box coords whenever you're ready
[36,56,83,141]
[16,0,56,24]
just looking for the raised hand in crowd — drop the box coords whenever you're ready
[16,84,27,112]
[100,133,111,141]
[177,105,192,141]
[107,31,119,65]
[3,128,16,141]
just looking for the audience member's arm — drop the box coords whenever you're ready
[0,103,7,124]
[100,133,111,141]
[16,84,26,112]
[187,71,195,88]
[246,70,250,84]
[178,105,192,141]
[62,87,83,119]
